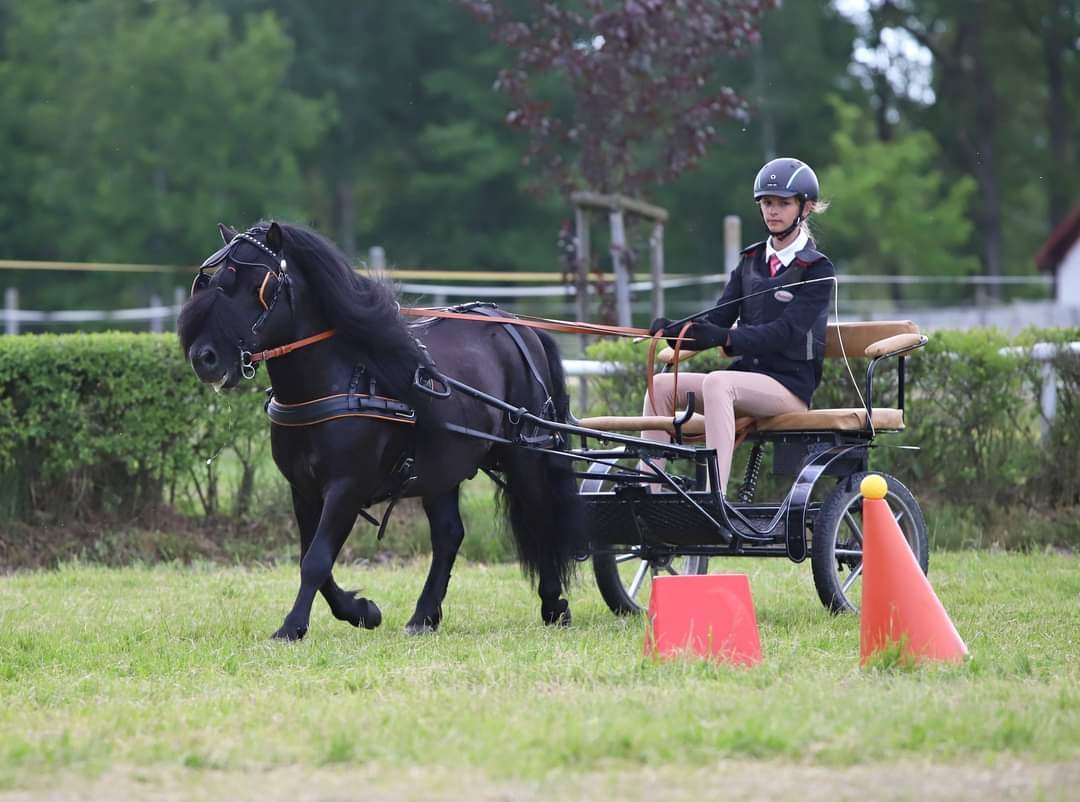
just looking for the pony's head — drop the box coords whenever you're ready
[178,221,309,390]
[178,221,440,420]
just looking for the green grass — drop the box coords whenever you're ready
[0,552,1078,799]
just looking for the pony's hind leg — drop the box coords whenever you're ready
[499,448,583,626]
[274,483,380,641]
[405,486,465,635]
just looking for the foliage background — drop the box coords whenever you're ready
[0,0,1074,310]
[0,330,1076,570]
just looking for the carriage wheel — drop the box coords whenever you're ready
[593,551,709,616]
[810,471,929,614]
[581,452,709,616]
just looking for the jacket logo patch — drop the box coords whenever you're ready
[774,289,794,303]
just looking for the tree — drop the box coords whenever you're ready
[0,0,326,265]
[460,0,775,199]
[1008,0,1079,230]
[865,0,1077,292]
[817,98,978,303]
[655,1,868,274]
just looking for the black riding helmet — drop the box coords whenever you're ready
[753,157,819,201]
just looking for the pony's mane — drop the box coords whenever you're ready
[277,222,441,424]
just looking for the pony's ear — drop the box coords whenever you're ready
[266,222,284,253]
[218,223,238,244]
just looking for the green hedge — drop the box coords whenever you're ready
[586,327,1080,549]
[0,333,268,522]
[1,330,1077,554]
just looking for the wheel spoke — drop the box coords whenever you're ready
[615,553,639,564]
[894,509,906,525]
[835,548,862,558]
[841,561,864,593]
[842,509,864,545]
[627,561,650,600]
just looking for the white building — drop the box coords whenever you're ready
[1036,206,1080,309]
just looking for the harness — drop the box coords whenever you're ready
[264,362,417,428]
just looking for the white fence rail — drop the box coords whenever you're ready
[2,285,1076,427]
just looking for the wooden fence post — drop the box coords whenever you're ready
[609,208,632,328]
[4,288,17,335]
[650,222,665,320]
[724,215,741,276]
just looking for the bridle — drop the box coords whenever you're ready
[190,227,294,378]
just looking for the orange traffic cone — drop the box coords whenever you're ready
[645,574,762,665]
[859,474,967,665]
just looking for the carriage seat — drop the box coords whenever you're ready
[576,321,926,437]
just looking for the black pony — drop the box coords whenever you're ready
[178,221,584,640]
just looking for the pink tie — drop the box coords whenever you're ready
[768,254,781,277]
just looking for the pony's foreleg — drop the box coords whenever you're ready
[291,487,381,631]
[405,486,465,635]
[273,482,380,641]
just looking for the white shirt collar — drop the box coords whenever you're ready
[766,229,808,268]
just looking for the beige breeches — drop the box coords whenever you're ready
[641,370,807,495]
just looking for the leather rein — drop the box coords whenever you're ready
[243,308,688,416]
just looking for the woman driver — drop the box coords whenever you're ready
[642,157,835,497]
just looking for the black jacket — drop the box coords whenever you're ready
[705,239,834,406]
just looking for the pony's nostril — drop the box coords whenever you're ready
[198,347,218,369]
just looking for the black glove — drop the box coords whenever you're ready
[648,316,672,336]
[684,321,730,350]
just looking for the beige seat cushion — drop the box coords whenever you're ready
[754,407,903,432]
[578,407,903,435]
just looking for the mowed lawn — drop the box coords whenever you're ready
[0,551,1078,801]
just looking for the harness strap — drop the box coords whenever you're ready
[460,305,552,405]
[265,391,416,427]
[248,329,336,364]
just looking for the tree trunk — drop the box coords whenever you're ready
[872,71,894,143]
[971,18,1003,301]
[336,179,356,259]
[1043,23,1068,229]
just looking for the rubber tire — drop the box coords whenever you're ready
[593,552,708,616]
[811,471,929,615]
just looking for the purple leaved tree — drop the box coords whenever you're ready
[460,0,775,198]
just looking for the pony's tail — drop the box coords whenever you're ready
[498,330,586,591]
[535,329,572,422]
[499,446,586,591]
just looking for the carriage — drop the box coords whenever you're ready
[181,221,931,638]
[566,319,930,616]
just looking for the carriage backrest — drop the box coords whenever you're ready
[824,320,920,359]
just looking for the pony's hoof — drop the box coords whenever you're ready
[271,623,307,641]
[404,608,441,636]
[352,597,381,630]
[542,598,572,627]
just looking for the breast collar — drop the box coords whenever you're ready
[264,362,415,428]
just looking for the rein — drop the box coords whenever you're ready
[399,306,647,338]
[241,308,692,369]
